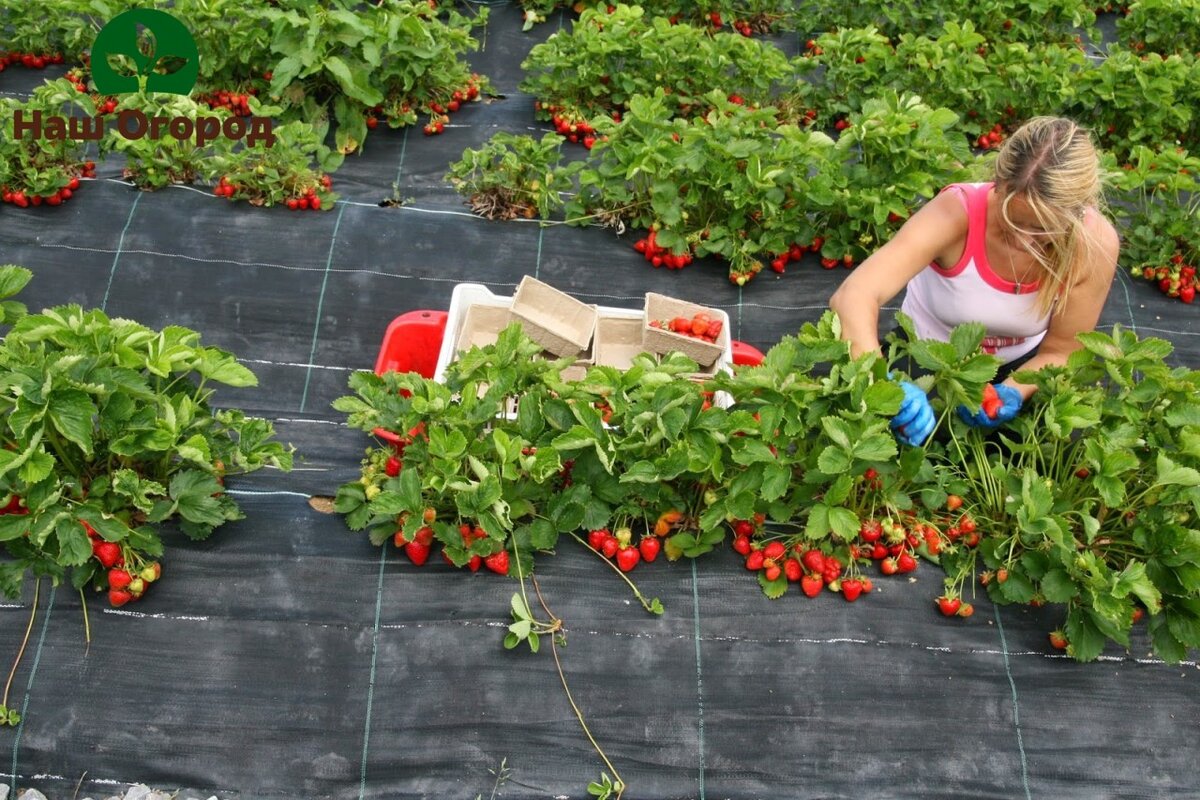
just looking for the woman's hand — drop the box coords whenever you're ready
[891,381,936,446]
[957,383,1023,428]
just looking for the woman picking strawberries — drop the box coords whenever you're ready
[829,116,1121,446]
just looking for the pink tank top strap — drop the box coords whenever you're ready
[933,182,992,276]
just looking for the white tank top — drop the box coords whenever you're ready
[900,182,1050,364]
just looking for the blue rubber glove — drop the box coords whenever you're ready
[890,380,936,447]
[957,383,1023,428]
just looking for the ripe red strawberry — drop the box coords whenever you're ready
[485,550,510,575]
[1049,630,1068,650]
[412,526,433,547]
[1131,606,1144,623]
[897,553,917,573]
[467,555,482,573]
[601,536,619,558]
[393,530,408,548]
[93,541,121,568]
[936,595,962,616]
[732,535,752,555]
[108,569,132,590]
[820,257,838,269]
[880,557,898,575]
[706,319,723,339]
[981,384,1002,419]
[616,546,640,572]
[764,541,786,561]
[870,543,888,560]
[733,520,754,537]
[745,550,765,571]
[404,541,431,566]
[639,537,661,563]
[800,549,825,573]
[1181,285,1195,304]
[764,563,782,581]
[859,520,882,542]
[800,573,823,597]
[384,456,401,477]
[784,558,802,582]
[959,516,977,534]
[841,578,863,601]
[588,529,608,550]
[108,588,133,607]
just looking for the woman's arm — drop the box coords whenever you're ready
[829,190,969,358]
[1002,216,1121,400]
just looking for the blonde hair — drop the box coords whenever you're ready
[992,116,1108,318]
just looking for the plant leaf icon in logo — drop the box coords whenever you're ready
[92,9,199,96]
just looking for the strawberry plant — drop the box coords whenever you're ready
[1115,0,1200,56]
[516,0,798,33]
[259,0,490,154]
[0,266,294,614]
[1071,48,1200,156]
[1106,145,1200,302]
[98,90,235,190]
[920,324,1200,663]
[815,92,974,265]
[0,0,98,64]
[564,89,835,284]
[0,79,94,206]
[209,117,343,209]
[798,0,1095,45]
[446,133,581,220]
[519,5,808,134]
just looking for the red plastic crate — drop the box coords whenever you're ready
[372,310,448,448]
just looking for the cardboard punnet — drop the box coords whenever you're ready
[595,315,645,371]
[455,304,513,352]
[510,275,598,357]
[642,292,729,367]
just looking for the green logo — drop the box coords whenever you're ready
[91,9,199,96]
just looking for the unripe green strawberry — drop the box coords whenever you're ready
[140,563,161,583]
[128,577,146,596]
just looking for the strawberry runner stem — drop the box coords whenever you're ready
[79,588,91,649]
[531,576,626,800]
[3,577,39,712]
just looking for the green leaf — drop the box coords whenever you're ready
[761,463,790,502]
[324,55,384,106]
[196,348,258,387]
[758,570,788,599]
[1040,569,1079,603]
[1064,607,1106,662]
[1113,562,1163,613]
[0,561,24,599]
[17,449,54,484]
[169,470,226,527]
[1156,453,1200,487]
[0,266,33,300]
[0,515,30,542]
[56,518,92,566]
[47,389,96,457]
[852,433,897,462]
[827,507,860,541]
[816,446,851,474]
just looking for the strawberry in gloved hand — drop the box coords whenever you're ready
[890,379,935,446]
[958,382,1022,428]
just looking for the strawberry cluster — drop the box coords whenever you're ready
[648,312,723,342]
[538,101,608,149]
[975,122,1007,150]
[586,526,661,573]
[1,172,84,208]
[1133,253,1197,303]
[0,51,64,71]
[86,521,162,607]
[770,239,821,274]
[421,76,483,136]
[633,228,694,269]
[198,87,259,118]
